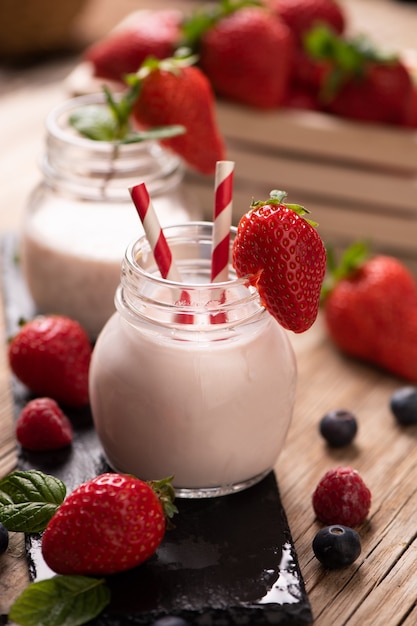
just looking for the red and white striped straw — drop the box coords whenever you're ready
[129,182,182,282]
[211,160,235,283]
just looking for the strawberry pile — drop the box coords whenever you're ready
[82,0,417,128]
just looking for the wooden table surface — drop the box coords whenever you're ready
[1,0,417,624]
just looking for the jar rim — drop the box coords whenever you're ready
[124,221,250,290]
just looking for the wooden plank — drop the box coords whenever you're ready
[216,101,417,173]
[223,141,417,212]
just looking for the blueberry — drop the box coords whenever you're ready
[319,409,358,447]
[390,387,417,425]
[0,523,9,556]
[151,618,190,626]
[313,525,361,569]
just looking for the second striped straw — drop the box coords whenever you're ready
[211,160,235,283]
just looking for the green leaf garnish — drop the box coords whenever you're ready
[9,575,111,626]
[69,105,121,141]
[69,104,186,145]
[0,470,66,533]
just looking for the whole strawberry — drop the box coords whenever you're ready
[41,473,177,575]
[322,244,417,381]
[312,466,371,527]
[270,0,345,43]
[84,9,182,83]
[8,315,92,407]
[131,55,225,175]
[305,27,415,125]
[16,397,73,451]
[232,190,326,333]
[196,5,295,108]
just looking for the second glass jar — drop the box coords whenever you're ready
[20,94,201,339]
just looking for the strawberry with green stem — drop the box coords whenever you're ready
[71,51,225,175]
[322,242,417,381]
[180,0,295,108]
[41,473,177,576]
[1,470,176,625]
[304,25,415,125]
[129,53,226,174]
[232,190,326,333]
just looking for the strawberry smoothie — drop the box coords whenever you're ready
[20,190,195,339]
[20,94,201,339]
[89,223,297,497]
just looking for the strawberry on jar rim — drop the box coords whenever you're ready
[232,190,326,333]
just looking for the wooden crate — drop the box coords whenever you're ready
[185,101,417,272]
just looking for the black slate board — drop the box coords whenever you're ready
[1,235,313,626]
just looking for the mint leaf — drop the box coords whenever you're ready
[69,105,120,141]
[121,125,186,144]
[0,470,66,532]
[9,575,111,626]
[70,104,185,144]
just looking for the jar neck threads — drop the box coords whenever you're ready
[116,222,265,332]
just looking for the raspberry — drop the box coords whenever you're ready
[16,397,73,451]
[312,466,371,527]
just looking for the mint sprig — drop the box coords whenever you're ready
[69,52,199,145]
[9,575,111,626]
[0,470,66,533]
[69,103,185,145]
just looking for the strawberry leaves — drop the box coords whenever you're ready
[251,190,318,227]
[9,575,110,626]
[320,241,369,302]
[304,25,398,101]
[0,470,66,533]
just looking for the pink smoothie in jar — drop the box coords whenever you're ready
[89,222,297,498]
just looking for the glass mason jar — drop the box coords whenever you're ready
[20,94,201,339]
[89,222,297,498]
